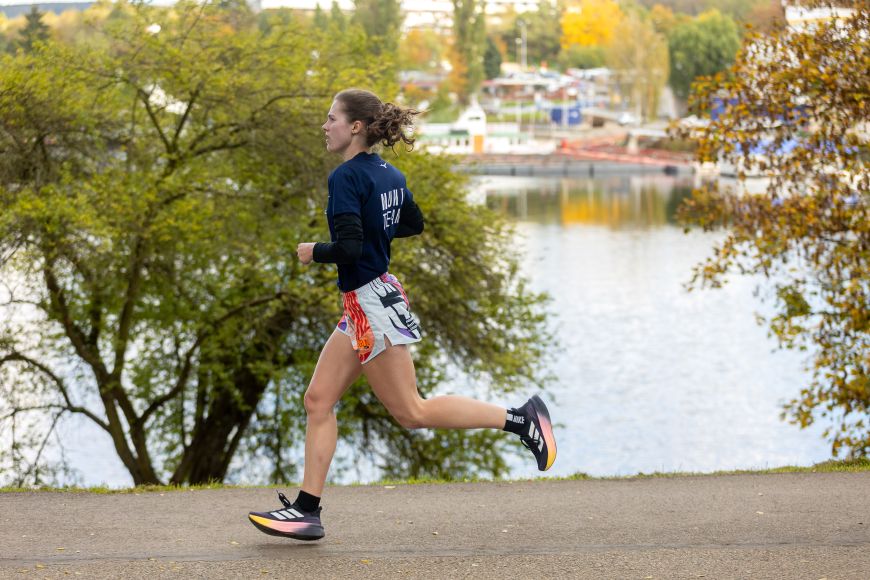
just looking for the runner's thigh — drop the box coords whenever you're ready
[306,329,363,409]
[362,343,422,418]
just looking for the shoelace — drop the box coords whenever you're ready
[277,491,319,516]
[519,430,541,453]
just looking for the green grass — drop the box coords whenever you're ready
[0,480,247,494]
[2,458,866,494]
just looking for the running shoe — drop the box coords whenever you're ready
[248,491,325,541]
[512,394,557,471]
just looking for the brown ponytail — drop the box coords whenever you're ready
[334,89,421,150]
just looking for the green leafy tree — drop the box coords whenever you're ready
[330,1,348,31]
[0,1,550,486]
[668,9,741,100]
[215,0,256,30]
[257,8,295,35]
[675,2,868,457]
[557,44,606,70]
[449,0,486,104]
[14,6,50,53]
[606,14,669,122]
[352,0,403,55]
[313,5,329,30]
[511,2,562,68]
[483,35,502,79]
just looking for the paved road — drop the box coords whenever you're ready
[2,473,868,579]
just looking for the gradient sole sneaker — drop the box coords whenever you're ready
[520,394,557,471]
[248,492,325,541]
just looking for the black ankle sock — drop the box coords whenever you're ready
[503,408,528,436]
[295,490,321,512]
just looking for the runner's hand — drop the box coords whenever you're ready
[297,242,315,265]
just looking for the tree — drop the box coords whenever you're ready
[0,2,550,486]
[668,10,741,100]
[606,14,669,122]
[557,44,606,70]
[649,3,680,35]
[676,2,868,457]
[14,6,50,53]
[0,14,8,54]
[449,0,486,104]
[352,0,403,56]
[329,1,347,31]
[312,4,329,30]
[505,2,561,68]
[257,8,295,35]
[561,0,623,49]
[52,9,85,46]
[399,28,443,72]
[702,0,757,22]
[483,35,502,79]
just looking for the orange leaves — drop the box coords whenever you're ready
[678,7,869,457]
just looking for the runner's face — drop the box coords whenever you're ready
[322,101,357,154]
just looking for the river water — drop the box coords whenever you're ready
[7,171,834,487]
[476,173,831,480]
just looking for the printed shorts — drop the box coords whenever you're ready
[337,273,423,364]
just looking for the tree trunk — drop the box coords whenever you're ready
[171,304,297,484]
[172,368,266,484]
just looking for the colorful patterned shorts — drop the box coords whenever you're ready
[337,273,422,364]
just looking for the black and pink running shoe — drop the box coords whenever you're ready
[248,492,325,541]
[513,394,557,471]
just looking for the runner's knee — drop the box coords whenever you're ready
[304,387,335,418]
[391,401,426,430]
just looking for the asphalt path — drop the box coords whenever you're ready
[1,473,869,579]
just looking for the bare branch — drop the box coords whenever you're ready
[190,140,248,158]
[0,352,110,432]
[19,410,63,485]
[172,80,205,149]
[136,87,173,155]
[42,263,110,382]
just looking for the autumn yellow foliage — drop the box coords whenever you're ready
[560,0,623,49]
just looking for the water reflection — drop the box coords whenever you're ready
[476,174,832,479]
[476,175,694,228]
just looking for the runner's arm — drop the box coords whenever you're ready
[313,213,363,263]
[395,197,424,238]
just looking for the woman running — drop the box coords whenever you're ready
[248,89,555,541]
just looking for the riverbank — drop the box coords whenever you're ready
[458,153,693,177]
[3,470,868,579]
[458,152,694,177]
[455,129,696,177]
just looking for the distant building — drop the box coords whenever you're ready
[3,0,545,30]
[261,0,545,30]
